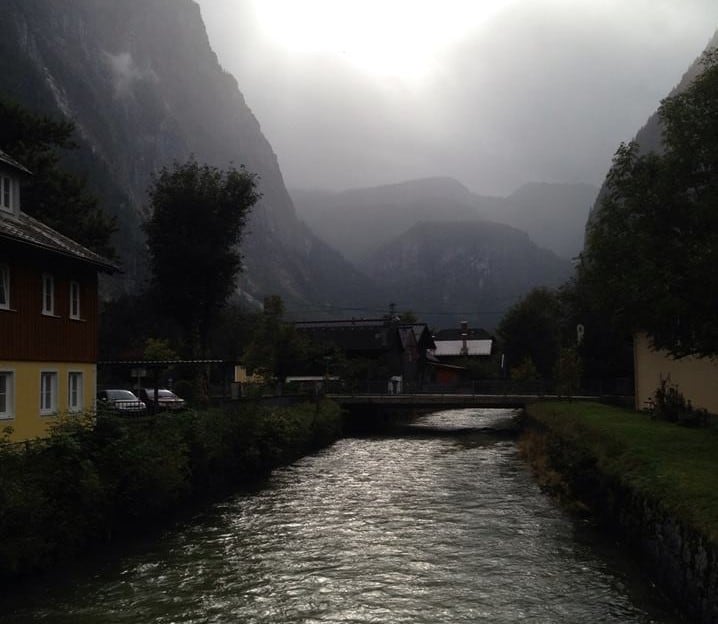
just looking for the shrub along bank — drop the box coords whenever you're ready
[521,401,718,623]
[0,399,343,580]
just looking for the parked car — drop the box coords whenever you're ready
[97,389,147,415]
[139,388,186,412]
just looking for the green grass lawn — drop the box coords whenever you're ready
[525,400,718,543]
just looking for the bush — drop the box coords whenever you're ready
[0,400,344,580]
[651,377,708,427]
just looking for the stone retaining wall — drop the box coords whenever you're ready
[521,423,718,623]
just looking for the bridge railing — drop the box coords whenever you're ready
[324,378,633,398]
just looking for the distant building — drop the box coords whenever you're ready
[293,318,435,390]
[0,150,117,441]
[428,321,494,386]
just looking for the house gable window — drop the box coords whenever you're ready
[42,273,55,316]
[69,281,81,319]
[0,176,13,213]
[68,372,83,412]
[40,371,58,415]
[0,372,14,419]
[0,264,9,309]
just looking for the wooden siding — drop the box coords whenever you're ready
[0,248,100,363]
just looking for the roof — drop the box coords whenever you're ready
[295,319,394,352]
[434,327,493,341]
[294,319,435,353]
[433,339,493,357]
[0,149,32,175]
[0,210,118,272]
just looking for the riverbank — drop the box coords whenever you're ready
[521,400,718,623]
[0,399,343,581]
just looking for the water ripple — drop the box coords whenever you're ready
[0,409,682,623]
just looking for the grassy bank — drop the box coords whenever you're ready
[0,399,343,580]
[522,401,718,544]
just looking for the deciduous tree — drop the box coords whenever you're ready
[582,49,718,358]
[497,287,561,379]
[144,158,259,357]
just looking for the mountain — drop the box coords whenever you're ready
[0,0,380,314]
[291,177,496,265]
[483,182,597,259]
[360,221,573,329]
[292,177,596,263]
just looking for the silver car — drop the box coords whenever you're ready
[97,389,147,415]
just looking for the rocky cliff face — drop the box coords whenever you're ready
[0,0,378,311]
[360,221,573,328]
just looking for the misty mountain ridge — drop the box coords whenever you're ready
[1,0,593,328]
[293,177,598,263]
[360,220,573,328]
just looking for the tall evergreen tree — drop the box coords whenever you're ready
[0,97,116,257]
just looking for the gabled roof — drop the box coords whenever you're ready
[295,318,393,352]
[432,326,494,357]
[0,210,118,272]
[433,339,493,357]
[0,149,32,175]
[434,327,493,341]
[294,318,435,354]
[0,148,116,272]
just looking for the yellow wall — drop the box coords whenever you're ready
[0,361,96,442]
[634,332,718,413]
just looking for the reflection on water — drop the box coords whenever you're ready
[0,409,682,623]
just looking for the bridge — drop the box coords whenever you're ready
[327,392,599,410]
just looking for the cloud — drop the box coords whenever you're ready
[105,51,156,97]
[197,0,718,195]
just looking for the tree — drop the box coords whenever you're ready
[582,49,718,358]
[144,158,259,357]
[0,97,116,257]
[497,287,561,379]
[243,296,334,381]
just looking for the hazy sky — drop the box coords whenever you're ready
[197,0,718,196]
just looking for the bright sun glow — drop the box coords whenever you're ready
[254,0,513,81]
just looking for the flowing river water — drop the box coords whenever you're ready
[0,408,684,623]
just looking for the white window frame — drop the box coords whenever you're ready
[0,371,14,420]
[69,281,81,319]
[68,371,84,412]
[40,371,58,416]
[42,273,55,316]
[0,264,9,310]
[0,176,12,213]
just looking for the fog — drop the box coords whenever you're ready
[196,0,718,196]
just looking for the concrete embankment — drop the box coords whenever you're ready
[521,401,718,624]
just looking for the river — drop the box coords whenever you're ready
[0,408,683,623]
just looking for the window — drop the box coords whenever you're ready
[0,372,13,419]
[42,273,54,315]
[69,281,81,319]
[0,176,12,212]
[68,372,83,412]
[0,264,9,309]
[40,371,58,415]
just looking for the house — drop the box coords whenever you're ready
[633,332,718,414]
[428,322,494,386]
[293,318,435,391]
[0,150,117,441]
